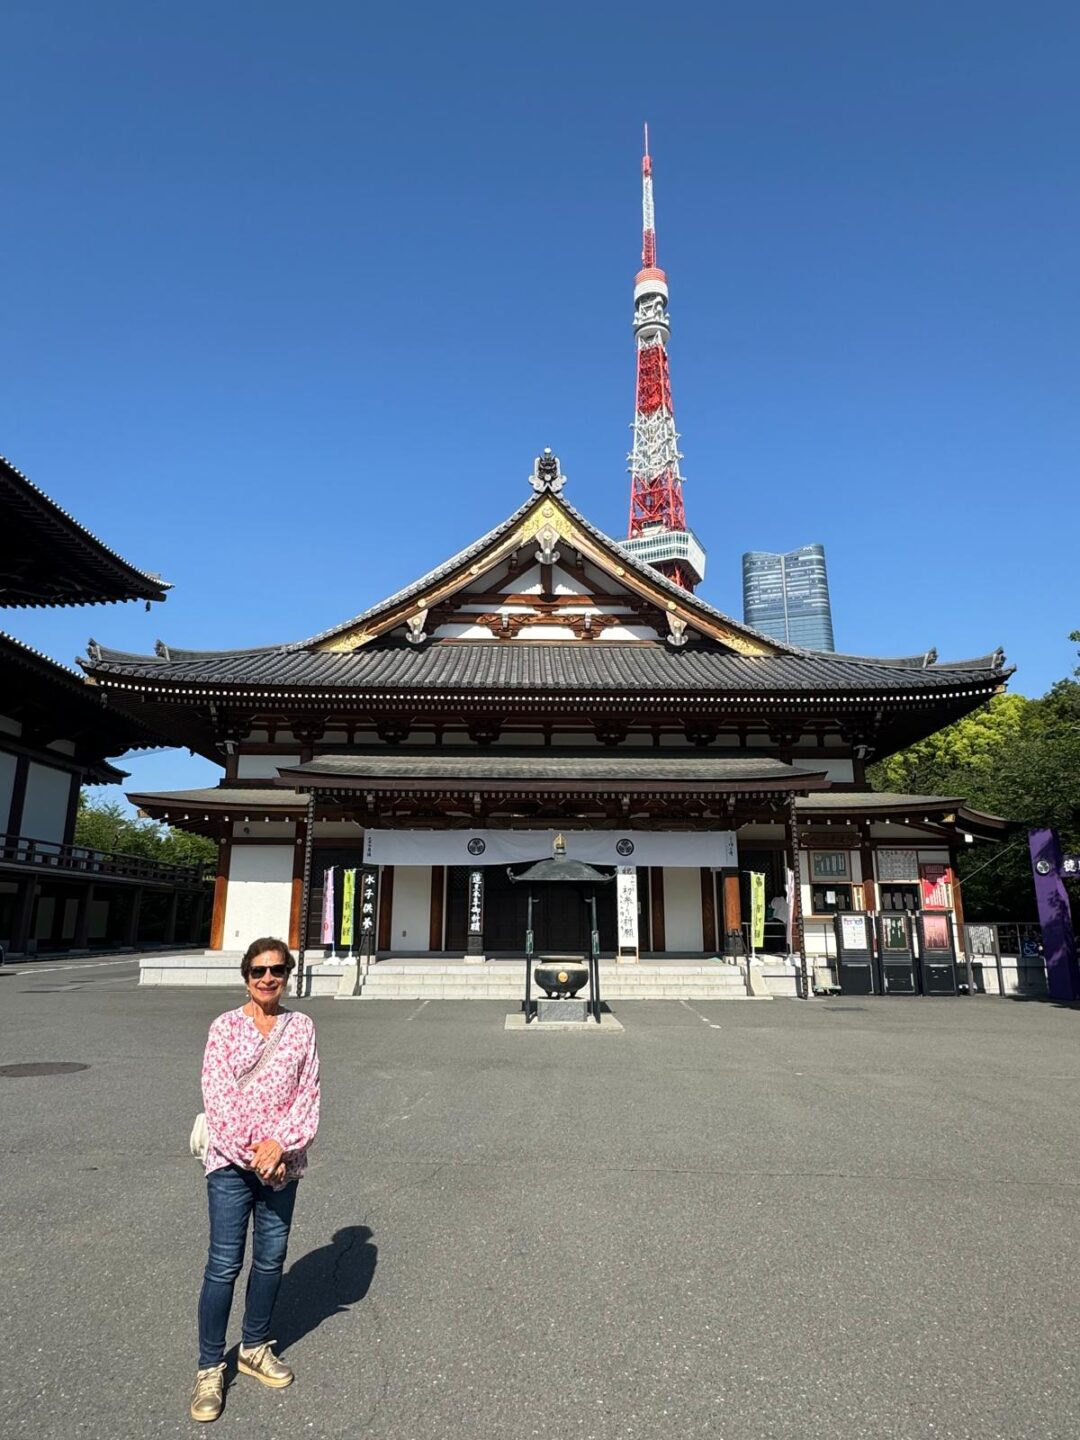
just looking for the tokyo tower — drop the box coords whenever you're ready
[622,127,707,591]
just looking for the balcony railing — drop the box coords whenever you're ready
[0,833,212,887]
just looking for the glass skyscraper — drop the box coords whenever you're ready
[742,544,835,650]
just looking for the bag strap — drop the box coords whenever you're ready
[237,1010,294,1093]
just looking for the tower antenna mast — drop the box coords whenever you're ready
[623,127,706,591]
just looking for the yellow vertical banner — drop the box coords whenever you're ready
[750,871,766,951]
[340,868,356,950]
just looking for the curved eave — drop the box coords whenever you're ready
[78,671,1008,711]
[0,453,170,607]
[275,752,832,795]
[127,787,307,831]
[798,792,1014,838]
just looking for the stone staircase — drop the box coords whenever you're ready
[138,951,795,999]
[336,958,754,1002]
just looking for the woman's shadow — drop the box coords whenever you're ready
[275,1226,377,1353]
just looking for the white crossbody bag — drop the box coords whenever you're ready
[190,1011,294,1161]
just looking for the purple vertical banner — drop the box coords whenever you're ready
[1028,829,1080,1003]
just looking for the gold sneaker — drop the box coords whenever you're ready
[190,1364,226,1422]
[237,1341,294,1389]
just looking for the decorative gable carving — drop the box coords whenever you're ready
[313,482,782,657]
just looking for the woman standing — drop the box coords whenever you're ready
[191,937,321,1423]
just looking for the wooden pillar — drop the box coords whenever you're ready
[288,821,306,951]
[7,755,29,837]
[190,885,208,945]
[950,847,973,994]
[164,888,180,946]
[12,875,37,954]
[786,793,809,998]
[295,792,316,994]
[429,864,445,952]
[63,773,81,847]
[125,888,143,948]
[376,865,394,952]
[209,839,230,951]
[721,870,742,953]
[649,867,665,952]
[73,882,95,950]
[700,867,717,953]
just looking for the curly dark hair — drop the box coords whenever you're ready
[240,937,295,979]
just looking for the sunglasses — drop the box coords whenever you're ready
[249,965,287,980]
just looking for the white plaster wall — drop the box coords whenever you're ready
[22,763,72,844]
[599,625,658,640]
[662,867,704,952]
[511,564,544,593]
[0,752,16,832]
[236,754,300,779]
[46,739,77,757]
[0,714,22,737]
[389,865,432,952]
[222,845,294,949]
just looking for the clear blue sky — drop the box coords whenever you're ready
[5,2,1078,806]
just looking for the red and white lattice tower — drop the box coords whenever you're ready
[622,127,706,591]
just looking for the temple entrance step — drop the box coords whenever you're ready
[348,961,752,1001]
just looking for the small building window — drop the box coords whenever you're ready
[811,883,852,915]
[879,884,919,913]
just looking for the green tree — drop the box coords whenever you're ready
[868,635,1080,920]
[869,692,1029,797]
[75,792,215,869]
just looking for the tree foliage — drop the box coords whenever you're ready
[867,635,1080,920]
[75,793,215,870]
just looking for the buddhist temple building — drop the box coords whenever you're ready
[76,137,1013,995]
[0,454,210,956]
[81,450,1012,994]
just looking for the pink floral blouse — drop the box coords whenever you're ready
[201,1007,321,1188]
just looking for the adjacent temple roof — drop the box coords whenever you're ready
[0,453,170,608]
[0,632,163,782]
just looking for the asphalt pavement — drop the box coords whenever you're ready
[2,958,1079,1439]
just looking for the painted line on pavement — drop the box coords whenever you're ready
[404,999,431,1022]
[679,999,721,1029]
[4,957,140,975]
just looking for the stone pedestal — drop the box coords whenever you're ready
[535,997,589,1023]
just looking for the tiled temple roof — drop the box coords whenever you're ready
[81,637,1010,699]
[276,752,830,789]
[0,453,169,608]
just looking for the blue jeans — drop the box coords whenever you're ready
[197,1165,298,1367]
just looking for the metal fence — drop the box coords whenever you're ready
[964,921,1048,997]
[746,915,1052,998]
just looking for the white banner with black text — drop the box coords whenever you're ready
[362,828,737,869]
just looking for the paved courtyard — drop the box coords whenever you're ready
[3,956,1080,1439]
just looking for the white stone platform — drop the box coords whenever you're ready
[138,951,801,999]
